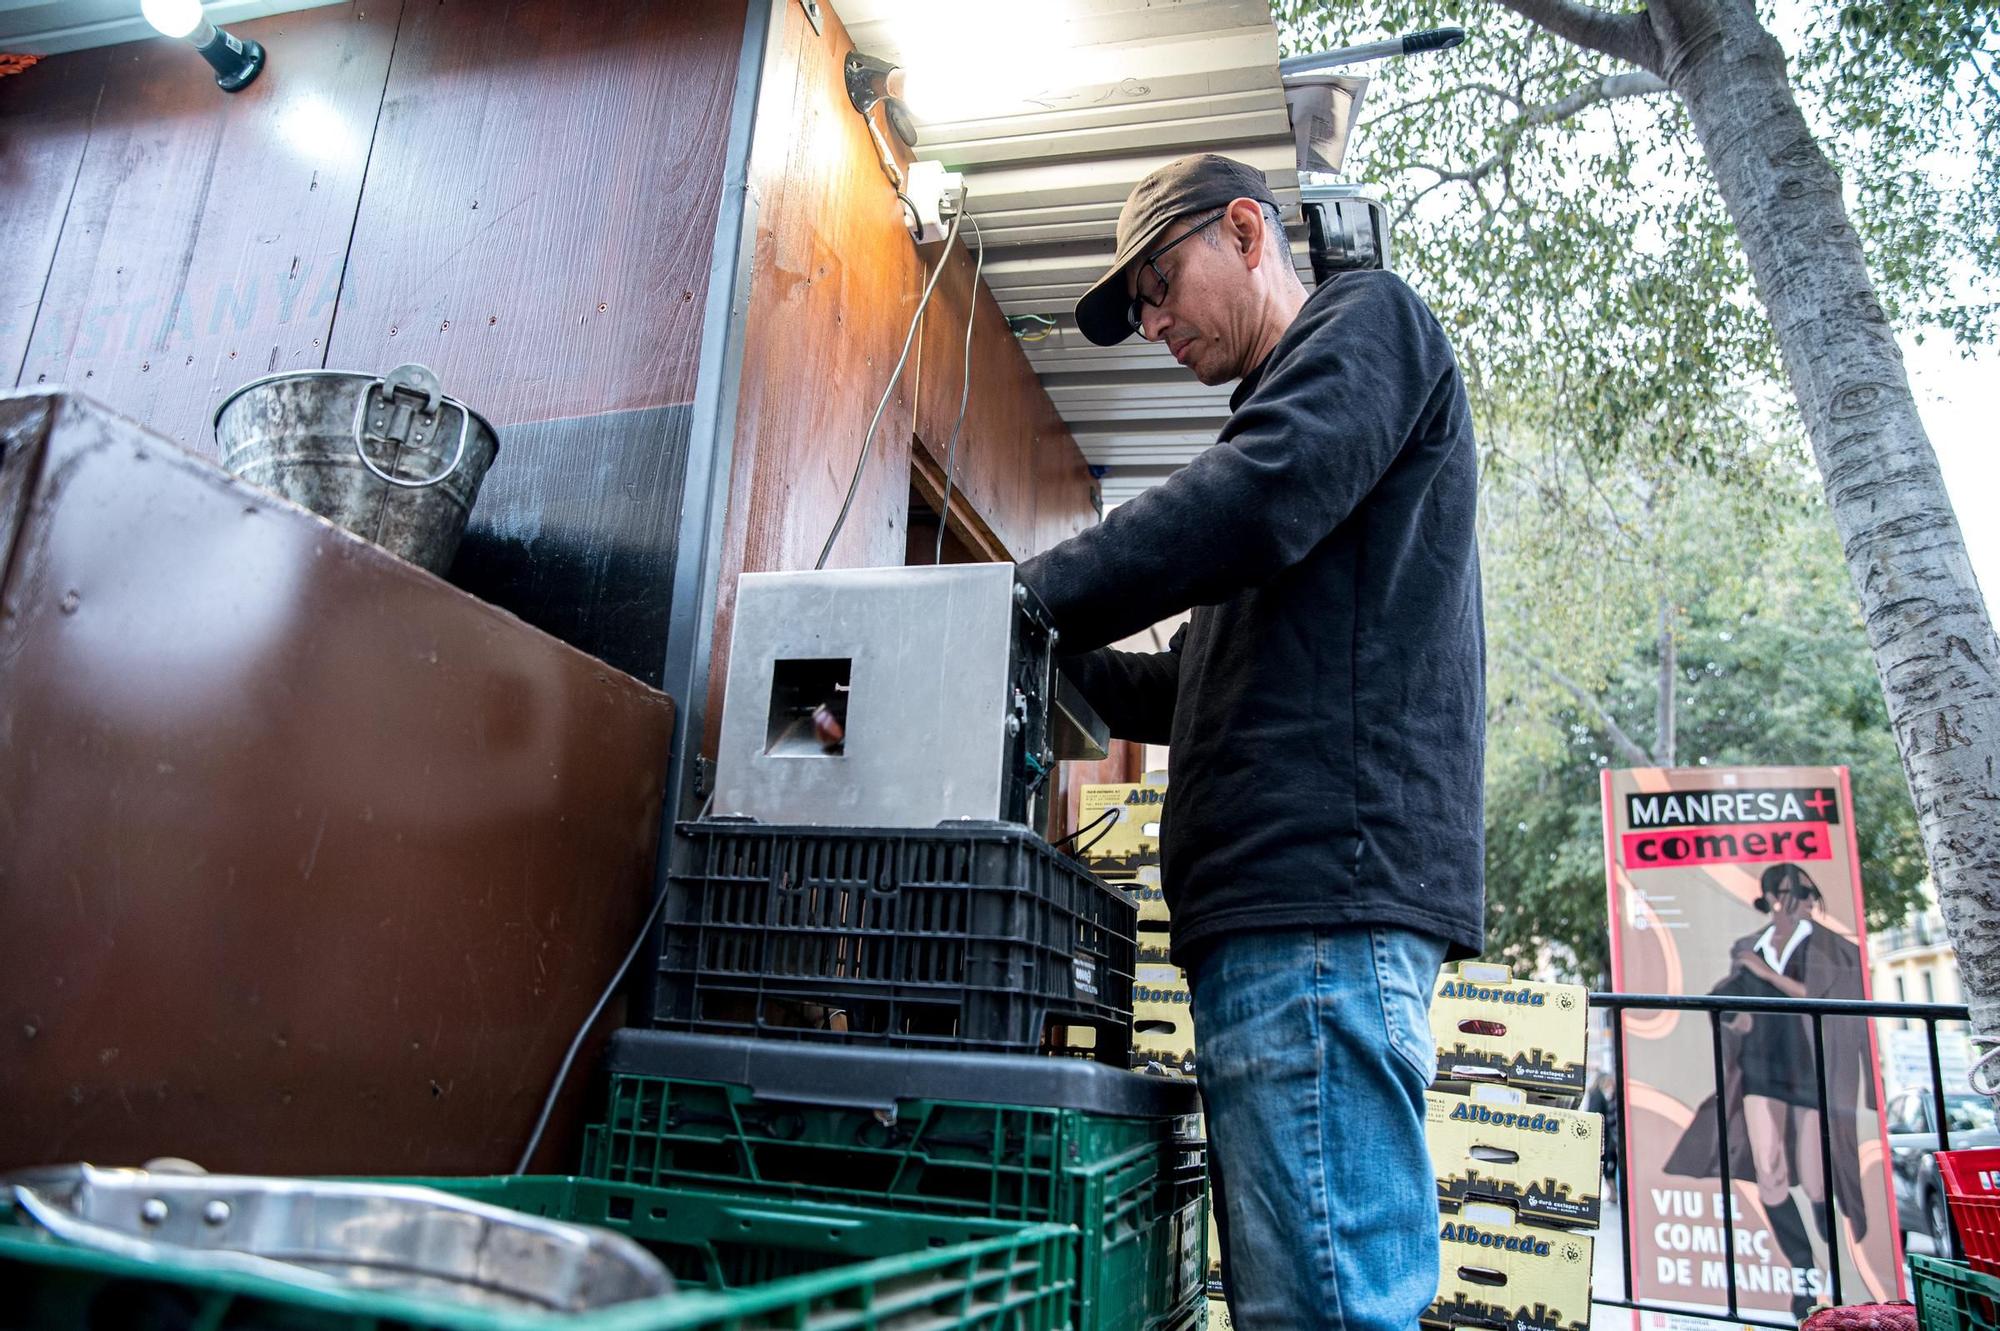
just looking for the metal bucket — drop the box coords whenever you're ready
[213,364,499,576]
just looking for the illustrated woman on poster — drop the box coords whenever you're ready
[1664,861,1872,1319]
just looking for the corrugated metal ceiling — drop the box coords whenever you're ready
[840,0,1303,506]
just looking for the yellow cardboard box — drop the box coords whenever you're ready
[1429,962,1587,1104]
[1426,1086,1602,1230]
[1105,864,1168,925]
[1077,782,1165,872]
[1133,961,1196,1074]
[1426,1206,1593,1331]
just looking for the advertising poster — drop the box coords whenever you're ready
[1602,766,1901,1319]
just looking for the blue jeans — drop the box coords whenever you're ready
[1190,926,1447,1331]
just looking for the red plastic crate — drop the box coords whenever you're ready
[1938,1148,2000,1276]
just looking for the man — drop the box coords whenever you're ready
[1017,154,1485,1331]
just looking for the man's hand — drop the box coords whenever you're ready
[812,703,845,751]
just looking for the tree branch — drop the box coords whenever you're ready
[1534,658,1659,766]
[1489,0,1664,75]
[1357,88,1466,131]
[1388,69,1668,224]
[1466,81,1530,111]
[1521,70,1671,126]
[1360,81,1534,132]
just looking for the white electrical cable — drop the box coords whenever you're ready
[817,207,964,571]
[934,210,983,565]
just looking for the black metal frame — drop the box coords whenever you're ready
[1593,991,1974,1328]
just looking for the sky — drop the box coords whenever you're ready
[1905,332,1997,621]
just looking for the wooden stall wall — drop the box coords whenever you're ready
[0,0,748,685]
[705,0,1100,759]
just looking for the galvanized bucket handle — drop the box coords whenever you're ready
[350,363,469,490]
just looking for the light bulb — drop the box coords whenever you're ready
[142,0,206,40]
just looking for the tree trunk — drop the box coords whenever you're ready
[1657,596,1677,768]
[1646,0,2000,1046]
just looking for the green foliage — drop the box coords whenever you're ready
[1797,0,2000,340]
[1275,0,1781,473]
[1273,0,2000,358]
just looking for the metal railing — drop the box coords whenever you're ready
[1593,991,1975,1329]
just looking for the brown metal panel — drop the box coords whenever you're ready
[0,392,675,1176]
[321,0,743,428]
[13,5,401,456]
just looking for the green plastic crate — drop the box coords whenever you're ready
[1914,1255,2000,1331]
[583,1071,1207,1331]
[0,1175,1073,1331]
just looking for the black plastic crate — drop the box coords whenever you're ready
[655,820,1137,1059]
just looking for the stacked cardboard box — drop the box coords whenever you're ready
[1078,780,1188,1074]
[1424,963,1598,1331]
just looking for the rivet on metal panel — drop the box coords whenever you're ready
[797,0,822,35]
[139,1199,168,1225]
[203,1200,231,1226]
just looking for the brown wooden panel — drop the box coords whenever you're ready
[14,6,399,455]
[1032,393,1099,553]
[911,218,1098,562]
[700,0,1105,752]
[324,0,743,427]
[911,445,1010,565]
[913,236,1032,558]
[0,48,111,384]
[702,0,932,748]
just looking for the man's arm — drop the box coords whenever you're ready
[1061,625,1185,744]
[1020,273,1460,651]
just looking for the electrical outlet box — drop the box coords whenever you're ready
[905,159,966,244]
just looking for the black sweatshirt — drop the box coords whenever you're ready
[1019,269,1486,965]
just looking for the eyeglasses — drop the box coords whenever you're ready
[1126,210,1228,334]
